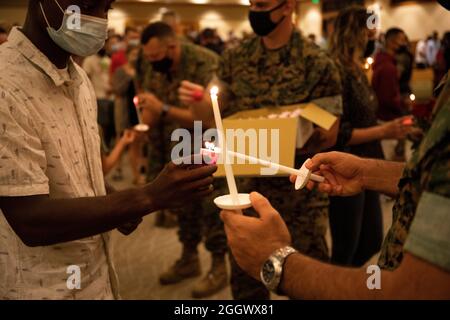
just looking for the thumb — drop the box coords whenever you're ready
[250,192,277,220]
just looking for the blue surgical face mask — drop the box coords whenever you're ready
[40,0,108,57]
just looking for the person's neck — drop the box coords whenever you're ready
[21,14,70,69]
[262,18,294,50]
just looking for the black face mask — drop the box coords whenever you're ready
[249,1,287,37]
[364,39,376,58]
[151,56,173,74]
[396,45,409,54]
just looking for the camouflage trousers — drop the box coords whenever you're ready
[147,129,227,255]
[229,176,330,300]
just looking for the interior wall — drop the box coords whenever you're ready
[0,1,449,41]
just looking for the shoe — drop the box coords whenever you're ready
[159,254,201,285]
[191,255,228,298]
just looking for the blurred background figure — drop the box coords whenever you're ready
[110,26,141,77]
[198,28,225,55]
[112,44,148,185]
[415,36,428,69]
[396,35,414,98]
[426,31,441,68]
[83,47,115,149]
[434,31,450,87]
[328,5,413,268]
[162,9,182,36]
[372,28,412,161]
[307,33,317,45]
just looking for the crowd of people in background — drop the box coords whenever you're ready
[0,0,449,300]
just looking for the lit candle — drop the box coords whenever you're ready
[210,86,239,205]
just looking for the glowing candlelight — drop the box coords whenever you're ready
[409,94,416,102]
[210,86,239,205]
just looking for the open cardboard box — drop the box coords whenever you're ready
[215,103,337,177]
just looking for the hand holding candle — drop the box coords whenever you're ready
[133,96,150,132]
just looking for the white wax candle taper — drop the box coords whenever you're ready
[203,147,325,183]
[210,87,240,205]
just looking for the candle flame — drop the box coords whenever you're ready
[410,94,416,101]
[367,57,374,65]
[210,86,219,96]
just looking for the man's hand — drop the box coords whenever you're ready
[117,218,143,236]
[137,92,164,115]
[220,192,291,280]
[290,152,366,196]
[178,80,206,105]
[144,156,217,210]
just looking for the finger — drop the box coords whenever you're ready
[193,187,214,198]
[220,210,248,230]
[181,80,204,91]
[179,87,195,95]
[181,164,218,182]
[289,174,297,184]
[182,176,214,191]
[320,168,338,185]
[307,152,337,172]
[317,183,334,194]
[306,180,316,190]
[250,192,278,220]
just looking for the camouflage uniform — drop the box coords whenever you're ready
[218,30,343,299]
[378,71,450,270]
[137,42,227,255]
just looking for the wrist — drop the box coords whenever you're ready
[137,185,159,213]
[279,252,298,296]
[361,158,383,191]
[161,104,171,118]
[375,124,388,140]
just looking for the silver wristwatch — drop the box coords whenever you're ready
[260,246,297,293]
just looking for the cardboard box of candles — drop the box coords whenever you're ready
[214,102,337,177]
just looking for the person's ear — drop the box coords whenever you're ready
[284,0,295,15]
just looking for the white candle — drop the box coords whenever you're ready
[203,147,325,183]
[210,86,240,205]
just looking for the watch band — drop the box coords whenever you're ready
[273,246,297,295]
[161,104,170,118]
[260,246,297,293]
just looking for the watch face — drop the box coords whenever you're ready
[262,260,275,284]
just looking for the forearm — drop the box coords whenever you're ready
[347,126,385,146]
[2,188,156,247]
[280,253,379,299]
[166,106,198,129]
[281,252,450,300]
[361,158,405,196]
[102,141,127,175]
[190,100,215,128]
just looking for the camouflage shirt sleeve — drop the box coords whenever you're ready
[304,48,343,115]
[192,46,220,87]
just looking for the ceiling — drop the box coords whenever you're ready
[115,0,250,5]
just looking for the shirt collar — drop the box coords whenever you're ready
[8,27,83,87]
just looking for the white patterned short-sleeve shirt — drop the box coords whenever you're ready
[0,28,118,300]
